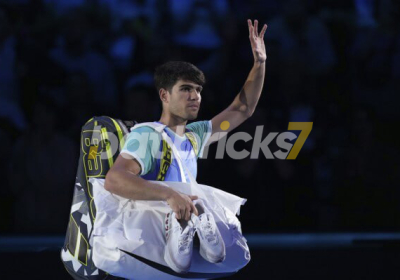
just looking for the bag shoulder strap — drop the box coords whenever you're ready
[129,122,200,182]
[156,138,172,181]
[160,130,211,200]
[160,130,194,184]
[129,122,173,182]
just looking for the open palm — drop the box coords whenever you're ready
[248,19,267,63]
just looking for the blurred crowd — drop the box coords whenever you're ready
[0,0,399,234]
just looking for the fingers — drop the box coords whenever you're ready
[188,195,199,216]
[175,209,181,220]
[248,19,267,38]
[177,205,191,221]
[185,205,191,220]
[260,24,267,38]
[191,202,199,216]
[173,194,199,221]
[181,208,187,221]
[180,206,186,221]
[247,19,253,37]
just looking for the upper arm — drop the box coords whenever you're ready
[110,153,142,176]
[119,126,161,176]
[104,153,142,192]
[105,126,160,190]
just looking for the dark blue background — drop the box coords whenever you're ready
[0,0,399,278]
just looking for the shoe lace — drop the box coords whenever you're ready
[200,214,217,243]
[178,227,195,252]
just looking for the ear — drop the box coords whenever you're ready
[159,88,169,103]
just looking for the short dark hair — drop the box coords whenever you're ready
[154,61,205,92]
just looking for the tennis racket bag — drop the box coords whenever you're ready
[61,116,135,280]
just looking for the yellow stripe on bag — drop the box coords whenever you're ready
[101,127,114,168]
[185,132,199,157]
[157,140,172,181]
[110,118,125,150]
[84,117,94,125]
[67,215,89,266]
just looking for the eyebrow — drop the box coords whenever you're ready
[180,84,203,91]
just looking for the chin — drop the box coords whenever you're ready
[187,114,198,121]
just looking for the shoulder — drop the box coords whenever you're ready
[186,120,212,132]
[130,125,158,134]
[186,120,212,158]
[126,125,162,147]
[128,122,164,136]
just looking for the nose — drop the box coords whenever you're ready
[189,90,200,101]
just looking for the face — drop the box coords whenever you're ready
[162,79,202,121]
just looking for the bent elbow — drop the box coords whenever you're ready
[245,108,254,118]
[104,171,117,193]
[242,106,254,119]
[234,103,254,119]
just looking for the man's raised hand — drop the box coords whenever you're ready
[248,19,267,63]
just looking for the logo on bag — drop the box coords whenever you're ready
[88,146,98,160]
[165,212,170,239]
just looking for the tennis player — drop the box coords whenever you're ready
[105,19,267,274]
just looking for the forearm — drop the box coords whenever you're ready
[238,61,265,116]
[105,169,172,201]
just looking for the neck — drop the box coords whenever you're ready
[158,112,188,137]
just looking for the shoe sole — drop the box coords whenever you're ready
[199,244,226,264]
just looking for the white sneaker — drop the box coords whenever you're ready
[164,211,196,273]
[192,200,226,263]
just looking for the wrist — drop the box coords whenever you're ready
[253,60,265,67]
[160,186,176,201]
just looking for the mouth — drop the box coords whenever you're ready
[187,105,199,109]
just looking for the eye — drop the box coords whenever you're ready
[182,87,191,92]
